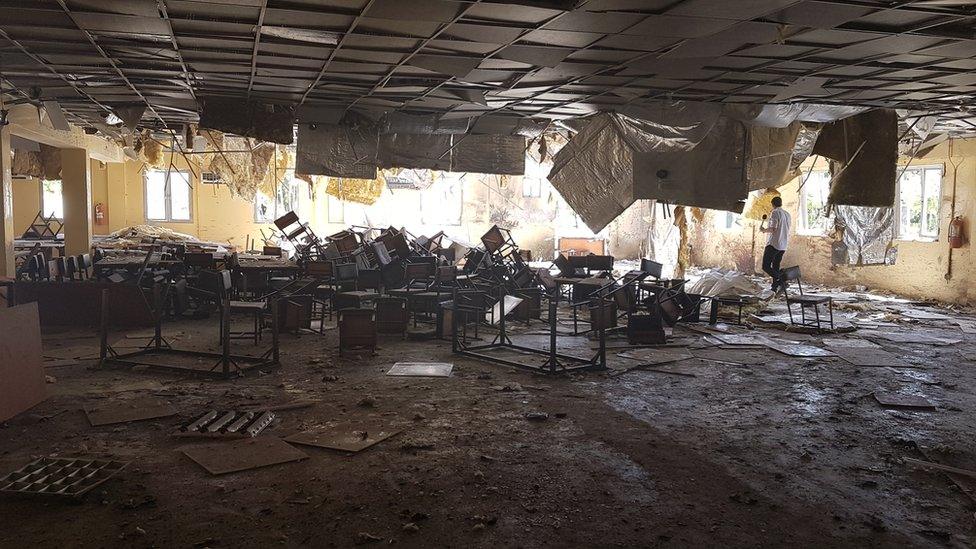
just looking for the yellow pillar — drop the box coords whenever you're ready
[61,148,92,256]
[0,126,12,277]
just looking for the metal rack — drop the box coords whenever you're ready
[452,288,607,375]
[98,286,280,379]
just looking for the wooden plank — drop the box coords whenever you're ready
[834,347,912,368]
[0,303,47,422]
[182,437,308,475]
[874,393,935,410]
[285,427,402,453]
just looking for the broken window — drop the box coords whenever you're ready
[145,169,192,222]
[255,178,301,223]
[798,170,832,235]
[420,174,463,226]
[522,177,543,198]
[40,179,63,220]
[896,165,942,241]
[327,194,344,224]
[714,211,742,231]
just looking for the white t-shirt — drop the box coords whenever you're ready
[766,208,791,251]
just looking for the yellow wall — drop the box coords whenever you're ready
[12,177,41,234]
[691,138,976,304]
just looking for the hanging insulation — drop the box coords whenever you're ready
[325,177,384,205]
[12,149,44,178]
[141,131,165,167]
[742,189,781,221]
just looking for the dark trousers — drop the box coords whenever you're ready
[762,245,785,288]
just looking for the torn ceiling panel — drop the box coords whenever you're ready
[452,134,526,175]
[295,114,378,179]
[377,133,454,171]
[199,97,295,144]
[813,109,898,207]
[632,116,749,212]
[745,122,803,191]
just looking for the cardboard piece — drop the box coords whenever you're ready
[874,393,935,410]
[822,338,880,349]
[285,427,402,453]
[765,342,834,357]
[182,438,308,475]
[617,348,695,364]
[84,398,178,426]
[387,362,454,377]
[0,303,47,422]
[833,347,910,368]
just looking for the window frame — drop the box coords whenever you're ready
[895,164,943,242]
[419,174,463,226]
[254,178,301,223]
[522,177,543,198]
[39,179,64,220]
[144,169,193,223]
[797,169,833,236]
[714,211,742,232]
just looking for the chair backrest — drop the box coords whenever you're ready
[535,268,557,293]
[65,256,79,279]
[35,254,48,279]
[305,260,334,278]
[263,246,282,257]
[780,265,803,294]
[587,255,614,271]
[273,211,300,231]
[48,259,62,281]
[198,269,232,299]
[480,225,507,252]
[405,262,434,280]
[640,259,663,278]
[185,252,216,269]
[335,261,358,281]
[358,269,382,290]
[553,253,574,277]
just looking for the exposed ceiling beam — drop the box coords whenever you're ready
[246,1,268,97]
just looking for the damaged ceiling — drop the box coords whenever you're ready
[4,0,976,135]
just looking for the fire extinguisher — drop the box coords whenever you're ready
[94,202,106,225]
[949,216,965,248]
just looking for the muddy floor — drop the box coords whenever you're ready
[1,291,975,548]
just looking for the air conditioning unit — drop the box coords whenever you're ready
[202,171,222,184]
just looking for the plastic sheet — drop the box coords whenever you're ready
[745,122,802,191]
[832,205,897,266]
[452,134,526,175]
[751,103,868,128]
[295,113,378,179]
[377,133,453,171]
[632,115,748,212]
[814,109,898,207]
[381,112,469,135]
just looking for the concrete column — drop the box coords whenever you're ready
[61,148,92,256]
[0,126,12,277]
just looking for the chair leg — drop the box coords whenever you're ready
[786,300,794,325]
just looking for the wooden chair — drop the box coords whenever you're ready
[338,308,376,356]
[781,266,834,331]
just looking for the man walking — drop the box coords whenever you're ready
[760,196,791,292]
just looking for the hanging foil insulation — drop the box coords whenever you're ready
[832,205,897,266]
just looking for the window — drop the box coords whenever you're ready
[897,165,942,241]
[255,179,301,223]
[798,170,832,235]
[420,174,463,226]
[145,169,192,222]
[715,211,742,231]
[522,177,543,198]
[40,179,63,219]
[327,194,344,223]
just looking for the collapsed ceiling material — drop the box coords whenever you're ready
[199,98,295,145]
[202,131,282,200]
[812,109,899,207]
[832,205,897,266]
[548,104,813,232]
[5,0,976,136]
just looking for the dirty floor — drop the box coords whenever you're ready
[2,289,975,548]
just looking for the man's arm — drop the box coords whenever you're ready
[760,215,778,233]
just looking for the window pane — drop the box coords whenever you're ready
[145,171,167,220]
[169,171,192,221]
[922,168,941,237]
[327,194,344,223]
[800,171,831,233]
[41,180,64,219]
[255,191,273,222]
[898,168,923,239]
[420,175,462,225]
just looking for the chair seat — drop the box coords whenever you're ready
[788,295,831,305]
